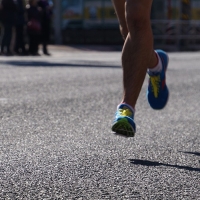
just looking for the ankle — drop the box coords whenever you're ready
[148,52,162,73]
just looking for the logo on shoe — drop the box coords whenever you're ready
[119,107,132,117]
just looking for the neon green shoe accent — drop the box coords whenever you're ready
[150,75,160,98]
[119,108,132,117]
[112,118,135,137]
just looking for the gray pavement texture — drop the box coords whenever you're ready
[0,45,199,200]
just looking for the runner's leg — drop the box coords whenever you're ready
[112,0,157,108]
[111,0,128,40]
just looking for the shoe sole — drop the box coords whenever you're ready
[112,118,135,137]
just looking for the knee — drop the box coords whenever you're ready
[119,24,128,40]
[125,0,150,30]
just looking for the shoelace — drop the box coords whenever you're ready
[118,108,132,117]
[150,75,160,98]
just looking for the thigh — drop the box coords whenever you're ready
[111,0,126,28]
[112,0,153,24]
[112,0,129,39]
[112,0,153,39]
[125,0,153,16]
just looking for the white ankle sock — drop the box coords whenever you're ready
[148,52,162,73]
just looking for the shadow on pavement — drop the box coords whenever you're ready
[129,159,200,172]
[179,151,200,157]
[0,61,121,69]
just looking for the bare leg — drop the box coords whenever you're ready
[112,0,157,108]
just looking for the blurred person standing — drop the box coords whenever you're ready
[0,0,17,55]
[14,0,27,55]
[0,4,2,38]
[38,0,53,55]
[26,0,41,55]
[0,3,2,21]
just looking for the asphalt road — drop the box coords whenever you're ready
[0,46,199,199]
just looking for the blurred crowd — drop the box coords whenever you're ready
[0,0,53,56]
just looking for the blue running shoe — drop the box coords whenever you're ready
[112,103,136,137]
[147,50,169,110]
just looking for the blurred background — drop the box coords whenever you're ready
[0,0,200,55]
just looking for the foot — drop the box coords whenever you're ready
[5,52,14,56]
[31,53,41,56]
[147,50,169,110]
[111,103,136,137]
[43,51,51,56]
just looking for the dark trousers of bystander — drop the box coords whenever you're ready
[15,25,26,54]
[41,29,50,55]
[28,33,39,55]
[1,22,13,54]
